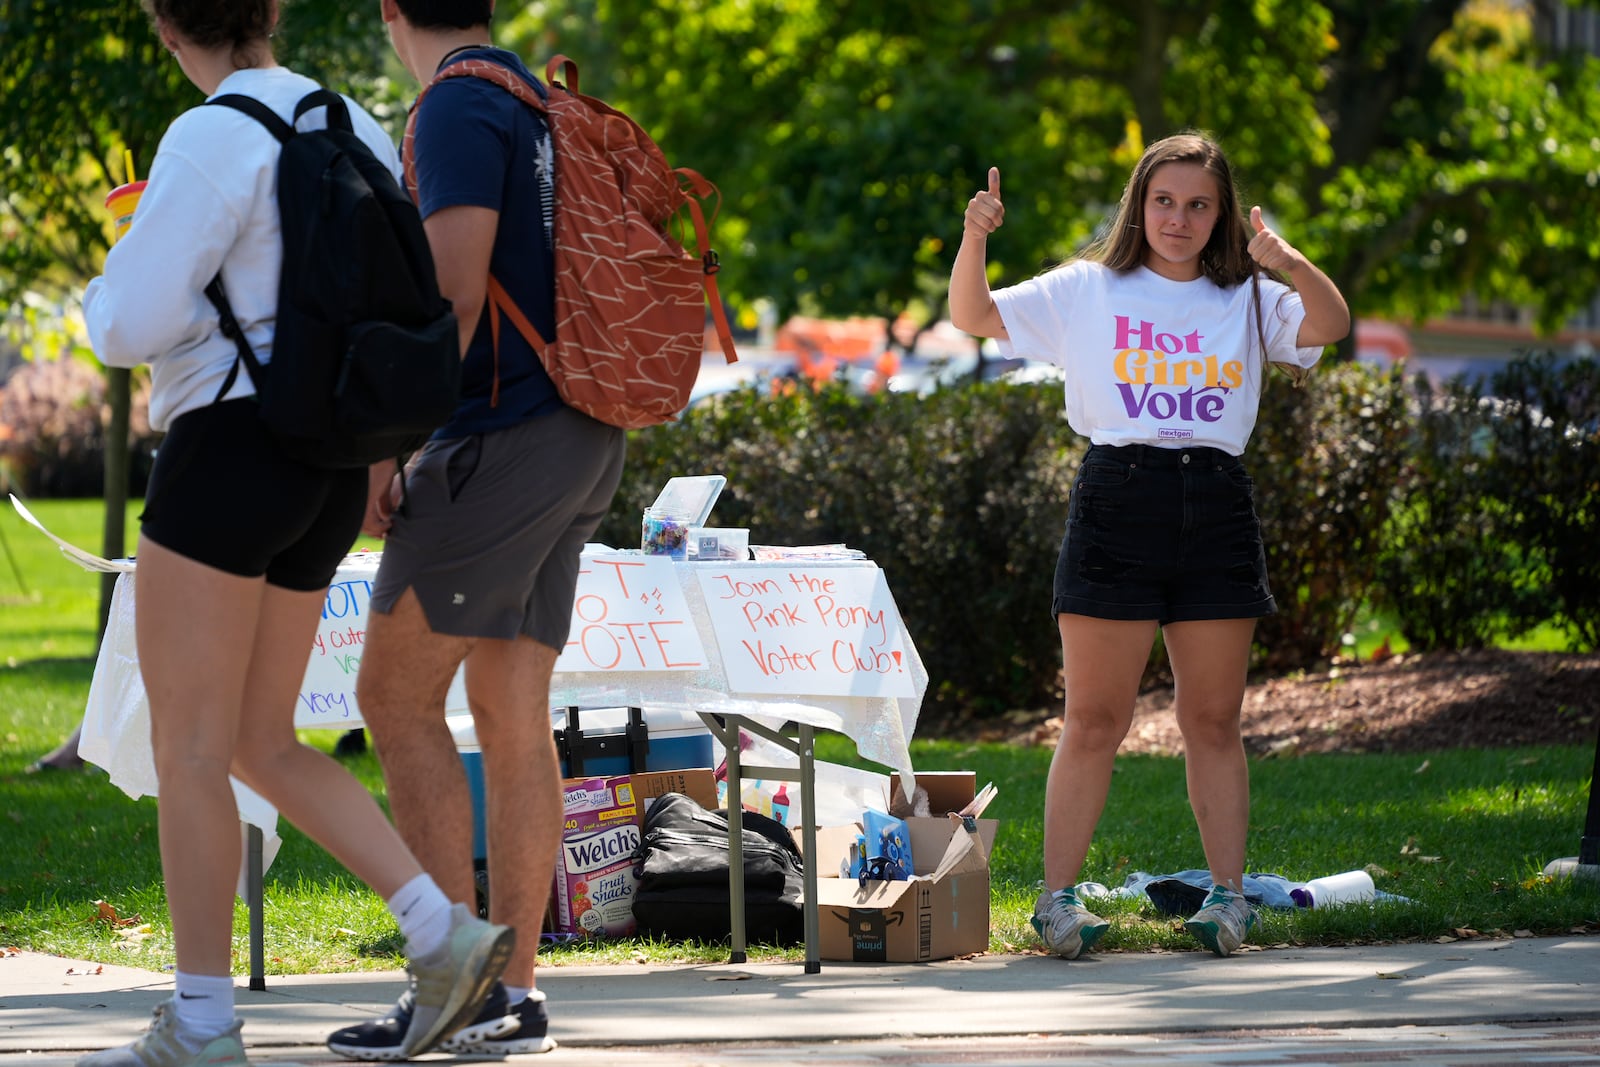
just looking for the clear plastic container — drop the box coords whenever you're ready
[641,508,691,558]
[687,527,750,561]
[642,475,728,559]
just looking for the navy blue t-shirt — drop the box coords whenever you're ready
[412,47,561,436]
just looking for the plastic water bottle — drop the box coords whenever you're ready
[1291,869,1376,908]
[771,784,790,827]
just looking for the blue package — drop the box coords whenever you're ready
[861,809,914,881]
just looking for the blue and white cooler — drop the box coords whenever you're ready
[451,704,718,864]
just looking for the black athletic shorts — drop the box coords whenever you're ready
[139,398,365,591]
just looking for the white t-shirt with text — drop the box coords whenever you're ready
[993,261,1324,455]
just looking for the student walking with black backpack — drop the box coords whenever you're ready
[79,3,510,1064]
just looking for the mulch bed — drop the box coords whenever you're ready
[941,650,1600,757]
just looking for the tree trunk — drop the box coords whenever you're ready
[98,367,130,647]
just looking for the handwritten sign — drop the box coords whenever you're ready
[695,565,914,698]
[294,563,467,726]
[297,569,374,723]
[555,554,708,673]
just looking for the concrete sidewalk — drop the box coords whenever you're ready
[4,936,1598,1065]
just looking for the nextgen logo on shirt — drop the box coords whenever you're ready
[1112,315,1244,425]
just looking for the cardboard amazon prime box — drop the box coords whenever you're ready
[808,771,998,962]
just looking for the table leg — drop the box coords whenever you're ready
[723,717,747,965]
[797,723,819,974]
[698,713,823,970]
[246,823,266,991]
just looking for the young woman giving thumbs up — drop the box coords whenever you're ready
[950,132,1349,960]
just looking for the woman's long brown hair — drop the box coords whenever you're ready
[1079,132,1308,386]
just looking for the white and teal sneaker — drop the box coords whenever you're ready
[1030,889,1110,959]
[1184,884,1257,957]
[398,903,514,1058]
[78,998,249,1067]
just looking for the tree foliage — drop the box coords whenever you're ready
[539,0,1600,340]
[7,2,1595,334]
[0,0,399,307]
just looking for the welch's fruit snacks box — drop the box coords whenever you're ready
[554,776,641,937]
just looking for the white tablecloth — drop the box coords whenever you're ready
[79,552,925,830]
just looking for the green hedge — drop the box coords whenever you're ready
[598,361,1419,715]
[1251,361,1414,668]
[1372,353,1600,652]
[601,353,1594,715]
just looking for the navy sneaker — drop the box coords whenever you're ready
[327,981,519,1062]
[439,988,556,1055]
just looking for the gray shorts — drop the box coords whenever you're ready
[372,406,626,648]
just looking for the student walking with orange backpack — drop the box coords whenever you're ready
[329,0,730,1057]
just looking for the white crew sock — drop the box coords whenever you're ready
[171,971,236,1047]
[386,873,454,958]
[503,984,533,1007]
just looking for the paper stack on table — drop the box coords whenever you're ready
[750,544,866,561]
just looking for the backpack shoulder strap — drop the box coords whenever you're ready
[199,93,292,402]
[204,275,268,402]
[401,55,548,198]
[205,94,295,143]
[292,88,355,133]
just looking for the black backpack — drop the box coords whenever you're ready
[203,89,460,469]
[631,791,805,945]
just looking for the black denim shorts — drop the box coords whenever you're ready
[1052,443,1276,625]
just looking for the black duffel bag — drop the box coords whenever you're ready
[631,791,805,945]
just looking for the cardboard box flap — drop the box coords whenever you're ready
[906,814,997,867]
[889,771,974,815]
[929,813,989,880]
[806,823,864,878]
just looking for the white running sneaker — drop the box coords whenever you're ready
[1184,884,1258,957]
[78,998,248,1067]
[1030,890,1110,959]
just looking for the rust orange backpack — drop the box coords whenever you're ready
[402,53,737,429]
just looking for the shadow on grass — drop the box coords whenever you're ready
[0,653,96,680]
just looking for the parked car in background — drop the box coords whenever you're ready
[888,341,1058,394]
[685,351,800,411]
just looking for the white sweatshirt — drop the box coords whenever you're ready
[83,66,401,431]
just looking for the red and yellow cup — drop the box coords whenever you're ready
[105,180,147,243]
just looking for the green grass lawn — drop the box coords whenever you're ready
[2,498,1596,975]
